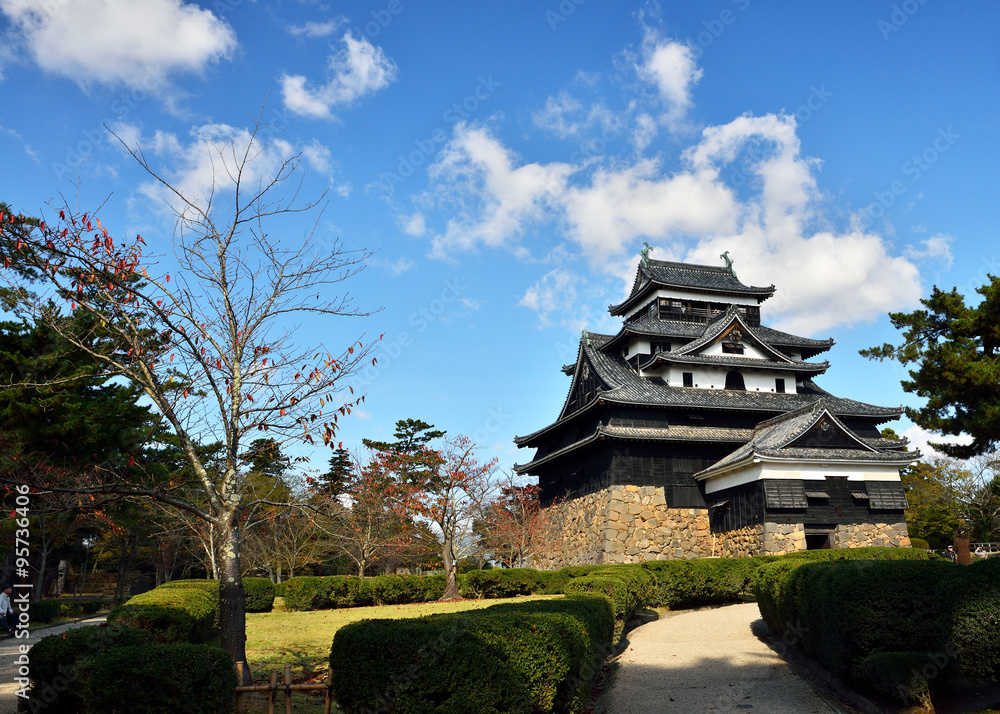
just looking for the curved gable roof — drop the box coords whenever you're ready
[610,259,775,316]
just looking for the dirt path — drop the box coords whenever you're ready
[0,615,107,714]
[601,602,840,714]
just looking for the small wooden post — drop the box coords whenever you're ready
[235,662,245,714]
[268,669,278,714]
[284,664,292,714]
[324,668,334,714]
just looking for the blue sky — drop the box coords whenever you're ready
[1,0,998,476]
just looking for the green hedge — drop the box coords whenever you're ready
[242,577,275,613]
[330,594,614,713]
[463,568,547,598]
[81,643,236,713]
[22,625,234,714]
[108,580,218,643]
[27,600,62,623]
[283,574,449,611]
[852,651,938,706]
[768,559,955,674]
[938,556,1000,682]
[642,556,773,608]
[20,625,155,713]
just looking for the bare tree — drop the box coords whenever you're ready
[0,114,377,678]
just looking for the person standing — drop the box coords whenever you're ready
[0,584,16,637]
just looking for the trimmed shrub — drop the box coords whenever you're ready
[909,537,930,550]
[644,556,773,608]
[938,556,1000,682]
[770,560,955,675]
[330,594,614,713]
[242,577,275,613]
[82,600,102,615]
[283,574,449,611]
[27,600,62,623]
[274,581,287,598]
[21,624,154,713]
[853,651,938,706]
[81,643,236,713]
[779,546,938,562]
[109,581,217,643]
[156,579,222,628]
[282,576,325,611]
[752,559,812,637]
[463,568,545,599]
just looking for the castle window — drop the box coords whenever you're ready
[724,371,746,390]
[722,343,744,354]
[682,372,693,388]
[775,378,786,393]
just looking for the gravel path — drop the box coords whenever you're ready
[0,615,107,714]
[602,602,838,714]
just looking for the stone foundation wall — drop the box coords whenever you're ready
[714,525,763,557]
[532,485,713,569]
[762,523,807,554]
[835,522,911,548]
[533,489,912,568]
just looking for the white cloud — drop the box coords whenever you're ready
[460,298,480,310]
[532,91,584,138]
[387,257,413,277]
[0,0,235,93]
[635,31,703,130]
[287,18,346,38]
[905,233,954,270]
[901,425,972,460]
[520,268,580,328]
[561,159,740,267]
[122,121,323,217]
[280,32,397,120]
[401,212,426,236]
[301,141,332,173]
[426,123,575,260]
[632,112,657,152]
[421,110,925,334]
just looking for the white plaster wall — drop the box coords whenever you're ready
[624,338,652,359]
[702,460,911,493]
[703,341,770,359]
[655,364,797,393]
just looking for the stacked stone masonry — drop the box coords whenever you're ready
[835,522,911,548]
[532,486,912,568]
[532,485,713,568]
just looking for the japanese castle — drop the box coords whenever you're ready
[515,252,915,565]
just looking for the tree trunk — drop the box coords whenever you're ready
[217,519,250,685]
[439,533,460,600]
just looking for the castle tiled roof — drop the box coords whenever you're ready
[601,310,834,359]
[583,336,901,418]
[611,259,775,315]
[695,400,918,479]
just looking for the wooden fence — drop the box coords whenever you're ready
[235,662,334,714]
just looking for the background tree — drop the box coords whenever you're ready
[476,478,546,568]
[900,459,966,549]
[862,276,1000,458]
[419,436,497,600]
[308,448,353,500]
[0,120,377,676]
[319,448,419,577]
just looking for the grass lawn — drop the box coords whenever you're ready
[240,595,561,713]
